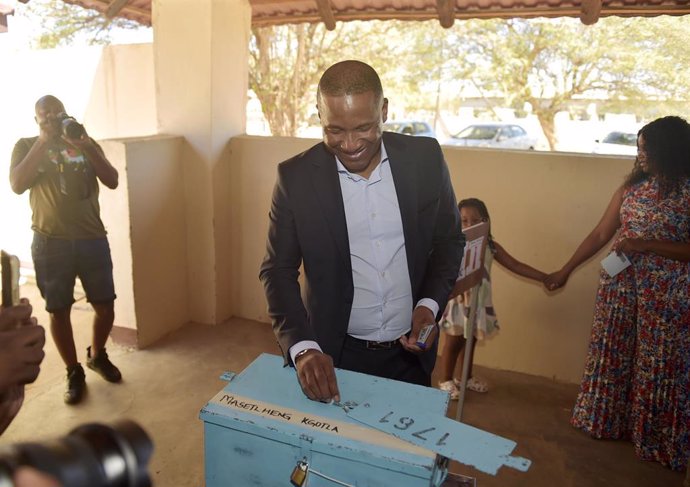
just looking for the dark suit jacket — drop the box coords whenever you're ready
[259,132,464,374]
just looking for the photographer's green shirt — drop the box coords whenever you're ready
[11,137,107,239]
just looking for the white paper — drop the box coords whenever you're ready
[601,251,631,277]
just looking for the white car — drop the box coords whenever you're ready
[446,123,537,150]
[592,131,638,156]
[383,120,436,138]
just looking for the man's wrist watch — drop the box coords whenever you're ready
[294,349,313,364]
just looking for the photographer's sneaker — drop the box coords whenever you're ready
[86,347,122,383]
[64,364,86,405]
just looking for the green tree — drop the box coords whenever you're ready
[248,21,400,136]
[249,23,333,137]
[385,21,477,137]
[18,0,145,48]
[452,17,690,149]
[14,1,690,145]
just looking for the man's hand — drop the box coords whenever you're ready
[0,301,45,391]
[400,306,438,354]
[0,386,25,435]
[0,298,36,332]
[0,300,45,435]
[294,350,340,403]
[62,130,119,189]
[0,325,45,390]
[14,467,61,487]
[62,131,92,151]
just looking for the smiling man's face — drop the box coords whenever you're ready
[318,90,388,179]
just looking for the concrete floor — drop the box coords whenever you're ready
[1,283,684,487]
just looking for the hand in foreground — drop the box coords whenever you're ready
[0,300,46,390]
[400,306,438,354]
[0,386,24,435]
[294,350,340,403]
[615,238,648,254]
[544,269,570,291]
[0,300,46,435]
[14,467,61,487]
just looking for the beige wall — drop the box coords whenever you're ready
[226,136,318,319]
[445,148,630,382]
[84,44,158,140]
[100,136,189,346]
[226,135,633,383]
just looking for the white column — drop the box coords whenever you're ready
[152,0,251,324]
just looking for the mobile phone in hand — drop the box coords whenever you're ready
[1,250,20,308]
[415,323,436,350]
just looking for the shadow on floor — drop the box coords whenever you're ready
[1,283,684,487]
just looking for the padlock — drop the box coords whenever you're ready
[290,459,309,487]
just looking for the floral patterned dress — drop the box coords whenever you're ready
[571,176,690,471]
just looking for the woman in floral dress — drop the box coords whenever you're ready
[545,116,690,470]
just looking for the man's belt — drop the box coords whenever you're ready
[346,335,401,350]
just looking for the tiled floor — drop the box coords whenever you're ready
[1,282,685,487]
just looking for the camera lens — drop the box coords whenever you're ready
[62,119,86,139]
[0,420,153,487]
[56,112,86,139]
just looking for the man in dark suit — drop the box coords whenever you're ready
[260,60,464,402]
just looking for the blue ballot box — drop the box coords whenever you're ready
[200,353,451,487]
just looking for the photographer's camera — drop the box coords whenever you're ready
[54,113,86,139]
[0,420,153,487]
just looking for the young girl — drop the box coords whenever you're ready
[439,198,546,398]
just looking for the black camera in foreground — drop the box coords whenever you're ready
[0,420,153,487]
[55,112,86,139]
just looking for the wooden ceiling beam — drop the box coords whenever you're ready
[105,0,129,19]
[60,1,690,30]
[252,4,690,28]
[436,0,455,28]
[315,0,336,30]
[251,0,299,4]
[580,0,602,25]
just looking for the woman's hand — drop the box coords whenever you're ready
[544,269,570,291]
[615,238,649,254]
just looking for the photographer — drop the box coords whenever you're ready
[9,95,122,405]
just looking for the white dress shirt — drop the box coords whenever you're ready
[289,143,438,363]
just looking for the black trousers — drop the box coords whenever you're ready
[338,335,430,387]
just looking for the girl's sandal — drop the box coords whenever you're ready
[438,380,460,400]
[466,376,489,393]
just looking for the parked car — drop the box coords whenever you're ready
[592,131,638,156]
[445,123,537,150]
[383,120,436,138]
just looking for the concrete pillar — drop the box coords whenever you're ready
[152,0,251,325]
